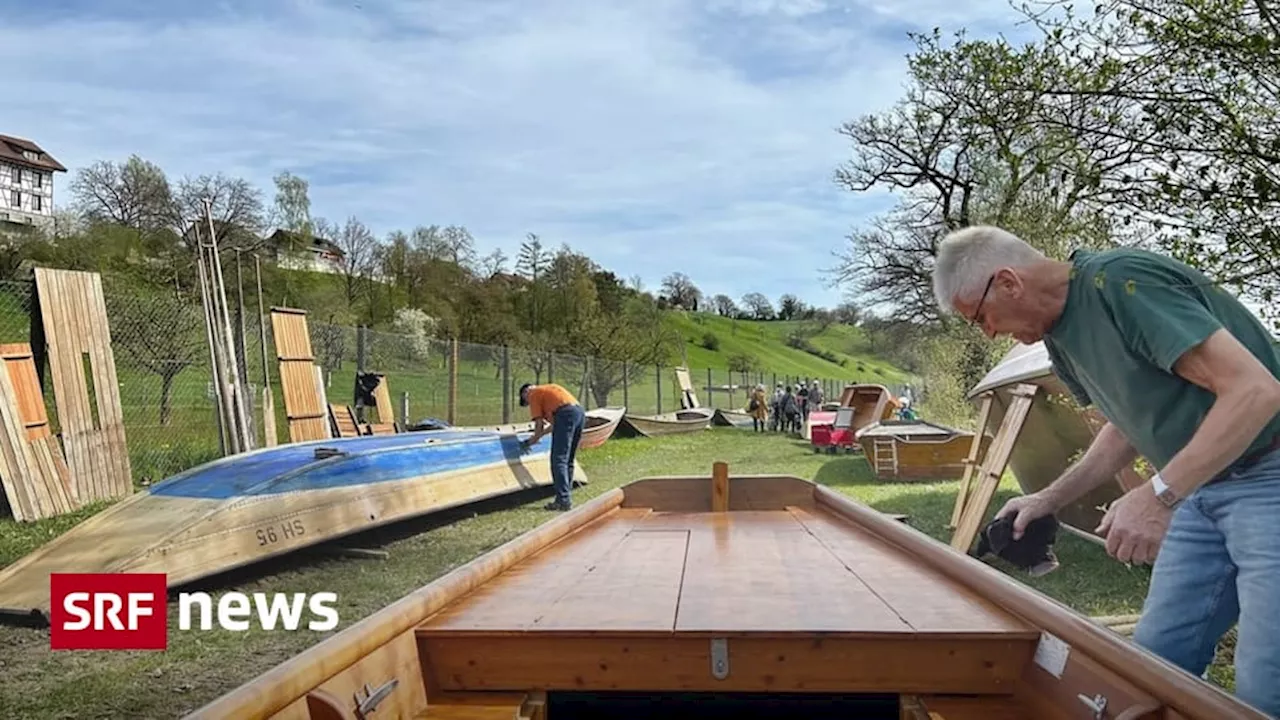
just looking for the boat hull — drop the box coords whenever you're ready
[616,408,713,437]
[579,406,625,449]
[857,421,990,480]
[968,342,1136,540]
[0,430,576,620]
[188,473,1269,720]
[710,408,755,428]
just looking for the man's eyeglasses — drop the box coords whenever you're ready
[970,274,994,327]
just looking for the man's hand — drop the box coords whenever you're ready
[1095,484,1173,565]
[994,491,1057,540]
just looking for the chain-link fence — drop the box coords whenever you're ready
[0,277,912,487]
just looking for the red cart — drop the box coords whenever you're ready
[811,407,858,454]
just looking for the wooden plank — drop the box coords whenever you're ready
[0,343,50,440]
[790,507,1034,636]
[32,268,133,503]
[371,374,396,429]
[262,386,277,447]
[419,509,656,632]
[711,461,728,512]
[949,391,994,529]
[669,511,912,634]
[270,308,329,443]
[0,354,38,520]
[329,404,361,438]
[950,384,1037,553]
[418,635,1034,695]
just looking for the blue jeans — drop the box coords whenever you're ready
[549,404,585,506]
[1133,448,1280,716]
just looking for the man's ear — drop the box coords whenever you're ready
[994,267,1022,298]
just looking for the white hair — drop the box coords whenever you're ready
[932,225,1046,314]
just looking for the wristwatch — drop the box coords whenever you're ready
[1150,473,1181,508]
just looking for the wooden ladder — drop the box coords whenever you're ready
[873,438,898,476]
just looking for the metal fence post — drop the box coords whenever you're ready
[501,344,511,424]
[656,364,662,415]
[622,360,629,409]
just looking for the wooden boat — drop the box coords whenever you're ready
[967,341,1136,542]
[187,469,1270,720]
[579,406,626,449]
[857,420,991,481]
[0,429,578,622]
[616,408,714,438]
[710,407,755,428]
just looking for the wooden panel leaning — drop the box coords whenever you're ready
[269,307,331,443]
[0,343,76,520]
[31,268,132,505]
[949,383,1038,553]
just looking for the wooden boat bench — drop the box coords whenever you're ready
[188,470,1272,720]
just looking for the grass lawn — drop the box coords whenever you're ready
[0,428,1226,719]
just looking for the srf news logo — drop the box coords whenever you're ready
[50,573,339,650]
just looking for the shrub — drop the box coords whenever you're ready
[701,331,720,351]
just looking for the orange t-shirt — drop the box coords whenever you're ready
[527,384,578,421]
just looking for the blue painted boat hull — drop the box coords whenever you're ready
[0,429,581,620]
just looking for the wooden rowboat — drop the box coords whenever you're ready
[0,429,579,622]
[857,420,992,481]
[616,407,714,438]
[710,407,755,428]
[579,406,626,449]
[187,469,1269,720]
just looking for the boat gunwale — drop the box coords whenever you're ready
[813,485,1271,720]
[183,488,629,720]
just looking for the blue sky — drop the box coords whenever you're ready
[1,0,1035,310]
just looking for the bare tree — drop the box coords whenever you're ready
[105,288,205,426]
[174,173,266,251]
[329,216,379,307]
[69,155,174,233]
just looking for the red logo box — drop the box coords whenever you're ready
[50,573,168,650]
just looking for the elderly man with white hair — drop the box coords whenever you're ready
[931,225,1280,715]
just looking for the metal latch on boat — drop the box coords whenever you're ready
[710,638,729,680]
[1077,692,1107,719]
[314,447,347,459]
[353,678,398,717]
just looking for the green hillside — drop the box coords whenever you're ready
[665,312,910,385]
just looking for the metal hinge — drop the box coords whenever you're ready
[710,638,729,680]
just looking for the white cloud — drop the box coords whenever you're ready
[0,0,1029,309]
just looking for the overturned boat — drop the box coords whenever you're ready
[710,407,755,428]
[0,429,578,622]
[616,407,714,438]
[187,470,1268,720]
[968,341,1136,542]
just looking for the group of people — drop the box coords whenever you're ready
[746,380,825,433]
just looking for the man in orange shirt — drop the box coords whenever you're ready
[518,382,586,511]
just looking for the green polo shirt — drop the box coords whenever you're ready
[1043,248,1280,472]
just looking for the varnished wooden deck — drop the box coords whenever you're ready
[416,495,1042,696]
[419,507,1035,639]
